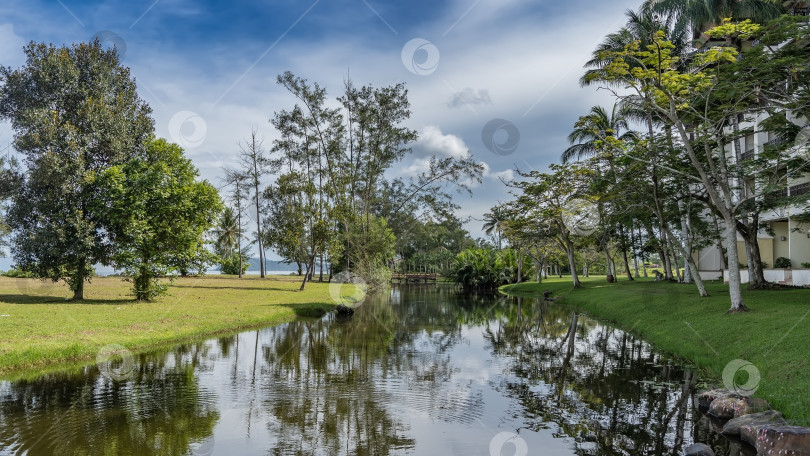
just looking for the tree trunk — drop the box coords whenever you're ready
[738,219,768,289]
[664,225,708,297]
[565,239,581,289]
[621,232,635,281]
[724,218,748,311]
[73,268,85,301]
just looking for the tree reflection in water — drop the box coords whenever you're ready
[0,286,733,455]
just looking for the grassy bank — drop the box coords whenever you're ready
[501,276,810,425]
[0,275,335,377]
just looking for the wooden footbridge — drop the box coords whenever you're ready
[390,272,438,284]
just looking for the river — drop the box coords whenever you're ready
[0,285,732,455]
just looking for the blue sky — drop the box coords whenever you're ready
[0,0,640,251]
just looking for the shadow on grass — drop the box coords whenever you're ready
[0,294,135,305]
[169,284,299,292]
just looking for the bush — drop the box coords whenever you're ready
[220,253,249,275]
[1,267,35,278]
[802,262,810,269]
[774,257,792,268]
[448,248,534,289]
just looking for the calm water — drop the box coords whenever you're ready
[0,286,734,456]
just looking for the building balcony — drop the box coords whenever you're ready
[791,182,810,197]
[740,149,755,161]
[764,137,787,148]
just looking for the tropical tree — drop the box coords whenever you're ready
[94,138,222,300]
[643,0,785,40]
[482,206,508,250]
[0,41,153,299]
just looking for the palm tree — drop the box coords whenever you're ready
[561,104,636,164]
[213,206,242,257]
[483,206,507,250]
[643,0,785,41]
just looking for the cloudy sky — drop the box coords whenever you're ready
[0,0,640,250]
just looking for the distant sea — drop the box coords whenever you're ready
[0,256,300,277]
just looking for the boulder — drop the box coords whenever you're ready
[722,410,786,437]
[707,397,770,420]
[698,389,735,412]
[684,443,715,456]
[754,425,810,456]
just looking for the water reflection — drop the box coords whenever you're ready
[0,286,731,455]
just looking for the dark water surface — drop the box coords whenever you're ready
[0,286,733,455]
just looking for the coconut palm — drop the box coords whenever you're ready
[212,206,242,257]
[581,8,689,88]
[561,104,636,164]
[643,0,785,40]
[482,206,508,250]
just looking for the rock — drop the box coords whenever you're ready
[754,425,810,456]
[684,443,715,456]
[708,396,770,420]
[722,410,786,437]
[335,304,355,316]
[698,389,735,412]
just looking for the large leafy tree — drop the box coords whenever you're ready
[0,41,153,299]
[643,0,785,39]
[94,138,222,300]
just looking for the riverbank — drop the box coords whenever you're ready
[0,275,336,378]
[501,276,810,426]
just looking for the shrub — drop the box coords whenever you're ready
[774,257,792,268]
[448,248,534,289]
[1,267,35,278]
[801,262,810,268]
[220,253,249,275]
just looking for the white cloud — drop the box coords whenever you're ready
[492,169,514,182]
[414,125,470,159]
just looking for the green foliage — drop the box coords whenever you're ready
[774,256,792,268]
[0,41,153,299]
[93,138,223,300]
[219,250,250,275]
[1,267,35,278]
[448,248,534,289]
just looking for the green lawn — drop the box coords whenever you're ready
[501,276,810,425]
[0,275,335,378]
